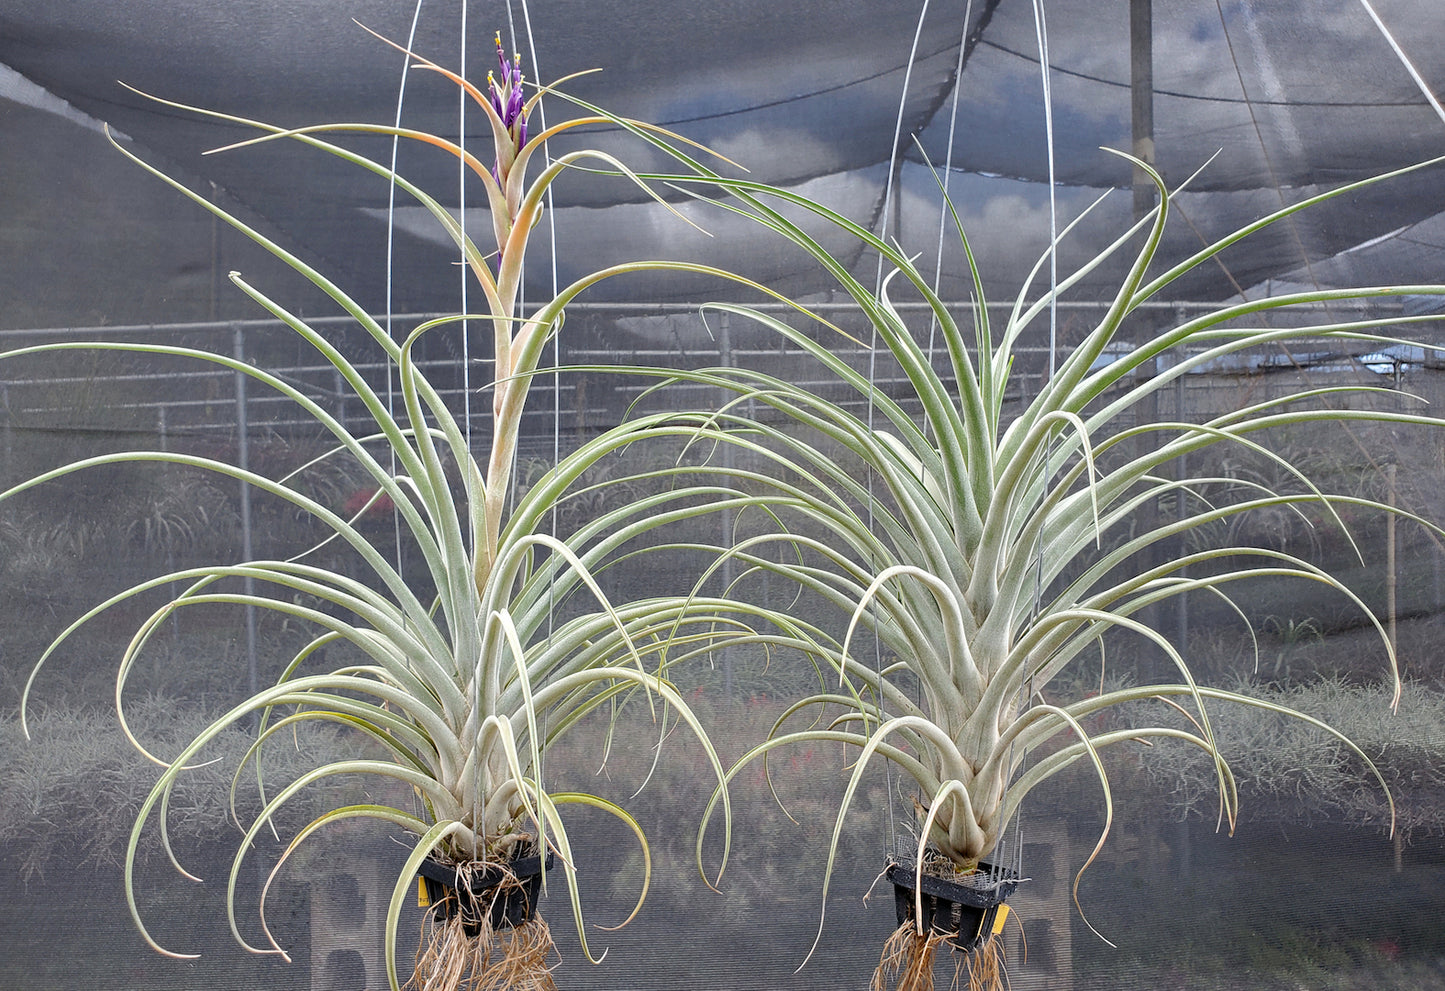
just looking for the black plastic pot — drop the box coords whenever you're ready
[886,859,1019,952]
[418,850,555,935]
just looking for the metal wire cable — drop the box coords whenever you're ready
[386,0,429,584]
[1006,0,1062,886]
[1356,0,1445,126]
[386,0,430,844]
[872,0,936,867]
[458,0,472,458]
[512,0,563,834]
[927,0,975,380]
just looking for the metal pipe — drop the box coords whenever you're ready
[1,297,1409,341]
[234,326,259,725]
[1131,0,1156,219]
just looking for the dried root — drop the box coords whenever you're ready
[408,868,557,991]
[961,935,1007,991]
[871,922,1007,991]
[872,921,952,991]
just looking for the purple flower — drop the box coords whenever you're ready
[488,33,528,165]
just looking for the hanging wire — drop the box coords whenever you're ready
[456,0,486,865]
[1353,0,1445,569]
[926,0,975,378]
[385,0,429,582]
[1004,0,1062,887]
[1208,0,1412,553]
[872,0,936,866]
[874,0,932,294]
[918,0,977,874]
[458,0,473,459]
[1217,0,1321,290]
[1356,0,1445,126]
[1032,0,1060,393]
[511,0,564,829]
[513,1,562,475]
[385,0,430,837]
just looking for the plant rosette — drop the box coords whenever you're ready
[638,131,1445,989]
[7,28,805,991]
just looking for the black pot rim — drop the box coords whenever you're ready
[417,849,555,891]
[885,858,1020,908]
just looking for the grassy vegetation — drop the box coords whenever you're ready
[1069,819,1445,990]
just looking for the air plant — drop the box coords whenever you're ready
[7,29,790,991]
[649,150,1445,988]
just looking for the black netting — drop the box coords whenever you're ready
[5,2,1445,989]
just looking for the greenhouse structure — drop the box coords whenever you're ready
[3,2,1445,989]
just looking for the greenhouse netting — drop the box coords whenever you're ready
[3,2,1445,990]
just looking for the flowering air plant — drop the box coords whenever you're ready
[8,28,793,991]
[644,148,1445,988]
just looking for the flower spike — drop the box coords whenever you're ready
[488,32,529,188]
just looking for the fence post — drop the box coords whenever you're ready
[234,326,259,718]
[718,311,736,700]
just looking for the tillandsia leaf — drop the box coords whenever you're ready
[221,759,460,956]
[549,792,652,930]
[103,110,438,359]
[122,675,470,958]
[794,712,972,969]
[109,576,456,775]
[112,283,478,671]
[384,819,475,991]
[841,565,979,708]
[231,706,433,837]
[255,805,435,958]
[492,609,549,837]
[473,256,790,580]
[694,724,934,892]
[12,457,453,748]
[1133,150,1445,304]
[0,336,437,591]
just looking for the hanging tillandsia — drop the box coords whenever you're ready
[8,24,815,991]
[598,107,1445,988]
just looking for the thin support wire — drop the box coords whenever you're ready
[512,0,563,822]
[926,0,975,378]
[386,0,430,837]
[386,0,428,581]
[1356,0,1445,127]
[459,0,473,457]
[1007,0,1062,886]
[873,0,935,865]
[514,2,562,475]
[1213,0,1403,542]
